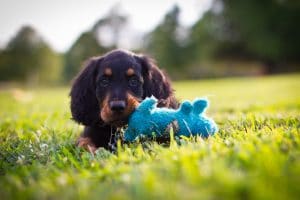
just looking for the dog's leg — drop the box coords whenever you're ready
[76,125,116,153]
[77,137,98,154]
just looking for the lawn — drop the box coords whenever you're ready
[0,74,299,200]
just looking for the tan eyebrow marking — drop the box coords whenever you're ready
[104,68,112,76]
[126,68,135,76]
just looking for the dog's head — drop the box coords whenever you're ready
[70,49,174,127]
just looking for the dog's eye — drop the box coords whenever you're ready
[129,77,139,87]
[100,78,109,87]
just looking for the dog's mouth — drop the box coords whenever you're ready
[105,112,130,127]
[101,108,132,126]
[109,118,128,127]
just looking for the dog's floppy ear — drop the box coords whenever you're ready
[134,55,172,98]
[70,57,102,126]
[134,55,177,108]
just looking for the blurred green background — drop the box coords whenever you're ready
[1,1,300,199]
[0,0,299,85]
[0,74,299,199]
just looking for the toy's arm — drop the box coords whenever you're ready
[179,101,193,115]
[193,99,208,114]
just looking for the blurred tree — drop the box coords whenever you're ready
[144,5,187,78]
[64,31,105,81]
[0,26,62,84]
[92,4,128,48]
[0,49,10,80]
[64,4,127,81]
[190,0,300,73]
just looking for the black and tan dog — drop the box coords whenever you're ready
[70,49,178,152]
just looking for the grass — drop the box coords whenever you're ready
[0,74,299,200]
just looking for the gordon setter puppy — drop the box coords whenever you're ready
[70,49,178,152]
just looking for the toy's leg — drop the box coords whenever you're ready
[165,120,179,135]
[153,120,179,145]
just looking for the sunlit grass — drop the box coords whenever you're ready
[0,74,299,199]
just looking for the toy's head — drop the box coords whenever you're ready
[124,97,157,141]
[136,96,157,114]
[124,96,179,141]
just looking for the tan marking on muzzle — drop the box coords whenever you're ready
[100,94,113,123]
[123,93,140,116]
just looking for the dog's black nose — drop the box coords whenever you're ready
[109,101,126,112]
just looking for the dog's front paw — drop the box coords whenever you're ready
[76,137,98,154]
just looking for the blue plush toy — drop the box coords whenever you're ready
[124,96,218,142]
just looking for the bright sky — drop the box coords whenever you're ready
[0,0,212,52]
